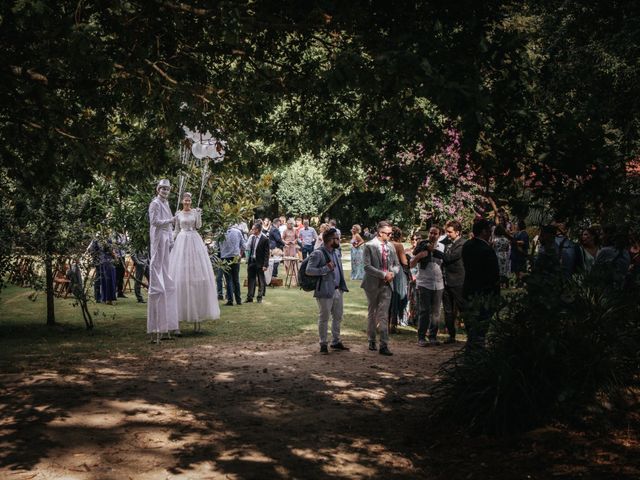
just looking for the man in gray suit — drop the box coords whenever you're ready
[361,221,399,356]
[306,228,349,354]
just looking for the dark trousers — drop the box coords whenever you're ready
[222,258,241,304]
[215,267,225,298]
[463,293,494,346]
[247,262,266,300]
[272,261,280,277]
[302,244,314,259]
[93,274,101,302]
[442,284,465,339]
[134,263,149,301]
[115,260,125,295]
[417,286,443,341]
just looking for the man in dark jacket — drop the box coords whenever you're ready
[441,220,466,344]
[306,228,349,354]
[462,219,500,345]
[269,218,285,277]
[245,223,270,303]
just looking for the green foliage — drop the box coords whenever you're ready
[432,271,640,435]
[273,154,340,217]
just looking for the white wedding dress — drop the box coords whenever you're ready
[168,209,220,323]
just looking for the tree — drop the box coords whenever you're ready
[273,155,342,217]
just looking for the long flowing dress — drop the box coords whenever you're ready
[350,238,364,280]
[168,209,220,323]
[493,236,511,279]
[388,241,409,331]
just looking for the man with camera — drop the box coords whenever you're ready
[410,226,446,347]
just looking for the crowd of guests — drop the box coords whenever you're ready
[83,204,639,353]
[307,214,639,355]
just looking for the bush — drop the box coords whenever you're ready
[431,269,640,435]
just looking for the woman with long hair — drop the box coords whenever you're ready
[388,226,409,333]
[350,224,365,280]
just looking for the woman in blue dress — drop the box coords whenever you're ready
[350,224,365,280]
[88,236,117,304]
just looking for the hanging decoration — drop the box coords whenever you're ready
[177,126,227,210]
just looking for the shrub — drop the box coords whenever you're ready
[431,269,640,435]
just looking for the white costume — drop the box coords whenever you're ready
[147,180,179,334]
[169,208,220,323]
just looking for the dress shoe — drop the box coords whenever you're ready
[245,297,254,303]
[417,339,428,347]
[225,301,233,306]
[428,339,441,346]
[330,342,349,351]
[379,346,393,356]
[118,293,127,298]
[256,297,263,303]
[320,345,329,354]
[368,341,377,351]
[137,298,146,303]
[443,337,457,344]
[218,295,224,300]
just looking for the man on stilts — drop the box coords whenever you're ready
[147,179,179,343]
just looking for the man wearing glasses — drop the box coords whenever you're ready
[306,228,350,354]
[361,221,400,356]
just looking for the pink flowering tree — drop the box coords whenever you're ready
[393,129,485,230]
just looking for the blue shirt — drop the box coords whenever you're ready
[220,226,246,258]
[329,247,341,287]
[299,227,318,246]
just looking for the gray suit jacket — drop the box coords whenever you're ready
[306,246,348,298]
[360,238,400,292]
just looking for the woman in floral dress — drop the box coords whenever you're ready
[350,224,365,280]
[492,224,512,289]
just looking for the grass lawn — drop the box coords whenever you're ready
[0,255,421,366]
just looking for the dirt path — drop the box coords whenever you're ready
[1,339,638,479]
[0,339,457,479]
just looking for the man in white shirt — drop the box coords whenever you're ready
[410,226,445,347]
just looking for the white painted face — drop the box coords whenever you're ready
[182,195,192,209]
[158,186,170,199]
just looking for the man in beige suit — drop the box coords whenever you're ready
[361,221,399,356]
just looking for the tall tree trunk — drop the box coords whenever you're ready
[44,254,56,326]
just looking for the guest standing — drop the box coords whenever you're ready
[492,224,511,289]
[441,220,466,344]
[462,219,500,346]
[578,227,600,273]
[350,224,365,280]
[306,228,349,354]
[510,220,529,287]
[245,223,270,303]
[298,220,318,259]
[388,227,409,334]
[132,250,149,303]
[220,223,246,306]
[361,221,399,356]
[411,226,445,346]
[269,218,285,277]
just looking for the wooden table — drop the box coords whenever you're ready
[282,256,300,288]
